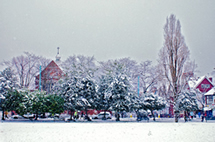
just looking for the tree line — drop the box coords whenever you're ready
[0,66,198,121]
[0,14,199,122]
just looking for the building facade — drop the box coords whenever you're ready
[35,60,64,93]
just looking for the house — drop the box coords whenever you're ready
[188,76,214,105]
[188,76,214,93]
[188,76,215,117]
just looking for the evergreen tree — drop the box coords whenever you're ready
[54,77,85,120]
[128,93,142,117]
[0,68,18,120]
[78,77,98,121]
[176,91,198,120]
[110,75,133,121]
[10,89,65,120]
[46,94,64,117]
[2,89,26,117]
[10,90,30,116]
[27,91,48,120]
[142,93,166,121]
[97,75,113,120]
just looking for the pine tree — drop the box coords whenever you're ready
[10,90,30,116]
[46,94,64,117]
[97,75,113,120]
[176,91,198,121]
[110,75,133,121]
[142,93,166,121]
[78,77,98,121]
[28,91,48,120]
[54,77,85,120]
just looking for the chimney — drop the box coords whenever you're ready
[209,77,212,82]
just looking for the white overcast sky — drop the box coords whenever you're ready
[0,0,215,76]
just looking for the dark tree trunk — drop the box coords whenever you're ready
[2,109,5,120]
[85,109,88,116]
[136,110,141,121]
[174,85,179,123]
[42,113,46,118]
[35,114,38,120]
[116,112,120,121]
[174,110,179,123]
[150,110,155,121]
[184,111,187,122]
[85,109,91,121]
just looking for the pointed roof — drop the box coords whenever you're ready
[36,60,64,79]
[188,76,214,89]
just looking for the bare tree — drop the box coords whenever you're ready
[1,52,50,89]
[158,14,190,122]
[61,55,98,79]
[138,60,160,94]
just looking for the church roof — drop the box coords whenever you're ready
[36,60,64,79]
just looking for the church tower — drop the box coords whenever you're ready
[55,47,61,62]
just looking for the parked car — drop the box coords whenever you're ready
[11,115,24,119]
[23,114,34,119]
[59,114,70,121]
[54,114,60,118]
[92,112,112,119]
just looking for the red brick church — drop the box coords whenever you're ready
[35,47,64,92]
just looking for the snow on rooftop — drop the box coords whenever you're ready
[205,87,215,96]
[188,76,213,89]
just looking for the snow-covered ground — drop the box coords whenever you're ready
[1,121,215,142]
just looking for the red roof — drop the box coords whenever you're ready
[188,76,214,93]
[36,60,64,79]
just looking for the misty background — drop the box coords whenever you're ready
[1,0,215,76]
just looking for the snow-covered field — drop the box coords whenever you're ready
[1,122,215,142]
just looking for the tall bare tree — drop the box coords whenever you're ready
[158,14,190,122]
